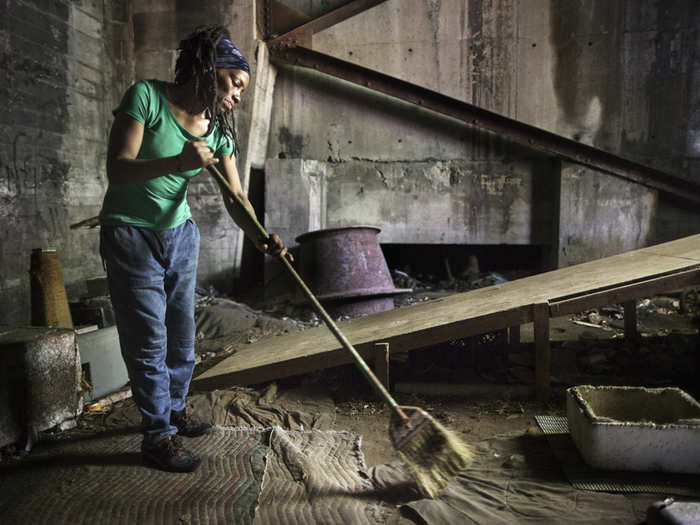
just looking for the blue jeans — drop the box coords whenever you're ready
[100,219,200,444]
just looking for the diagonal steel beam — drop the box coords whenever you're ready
[267,0,389,46]
[269,44,700,205]
[258,0,311,41]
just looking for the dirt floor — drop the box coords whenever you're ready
[192,282,700,479]
[1,284,699,523]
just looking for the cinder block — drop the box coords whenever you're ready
[77,326,129,402]
[0,326,82,448]
[567,385,700,474]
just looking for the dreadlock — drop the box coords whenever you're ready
[175,25,238,150]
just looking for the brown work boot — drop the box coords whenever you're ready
[171,407,212,437]
[141,434,201,472]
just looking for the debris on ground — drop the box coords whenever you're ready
[391,267,527,295]
[2,270,698,473]
[566,293,698,339]
[193,297,314,368]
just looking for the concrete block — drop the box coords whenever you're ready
[567,385,700,474]
[0,326,82,448]
[77,326,129,402]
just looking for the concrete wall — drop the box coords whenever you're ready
[548,0,700,250]
[557,162,657,267]
[0,0,260,324]
[279,0,699,179]
[1,0,699,323]
[265,156,557,248]
[0,0,133,325]
[265,0,700,265]
[269,0,552,160]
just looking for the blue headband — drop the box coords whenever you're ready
[215,39,250,74]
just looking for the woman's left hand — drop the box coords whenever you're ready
[260,233,293,261]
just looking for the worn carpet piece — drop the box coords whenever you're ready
[536,415,700,497]
[194,298,300,344]
[253,428,391,525]
[0,425,392,525]
[0,427,268,525]
[188,383,336,430]
[80,383,335,435]
[386,431,649,524]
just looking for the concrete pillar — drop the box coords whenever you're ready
[264,158,328,249]
[556,161,657,268]
[233,42,279,277]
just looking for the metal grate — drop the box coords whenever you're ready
[535,415,700,496]
[534,415,569,434]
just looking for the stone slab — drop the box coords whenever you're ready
[0,326,81,447]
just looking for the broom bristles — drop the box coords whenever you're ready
[396,417,473,498]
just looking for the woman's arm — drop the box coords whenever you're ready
[217,153,289,259]
[106,113,218,184]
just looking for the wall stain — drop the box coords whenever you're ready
[278,126,305,158]
[479,173,521,196]
[468,0,485,107]
[551,0,698,178]
[550,0,622,150]
[458,1,467,102]
[644,1,699,161]
[426,0,442,90]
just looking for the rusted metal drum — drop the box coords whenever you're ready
[295,226,411,317]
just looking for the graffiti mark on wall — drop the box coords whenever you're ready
[0,131,70,201]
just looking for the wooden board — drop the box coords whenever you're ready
[195,234,700,389]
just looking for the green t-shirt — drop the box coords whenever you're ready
[99,79,235,231]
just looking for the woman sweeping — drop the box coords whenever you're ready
[99,25,288,472]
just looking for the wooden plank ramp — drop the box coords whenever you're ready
[194,234,700,391]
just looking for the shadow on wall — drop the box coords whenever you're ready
[551,0,700,172]
[648,196,700,246]
[550,0,622,151]
[550,0,700,246]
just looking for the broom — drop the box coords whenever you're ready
[208,164,472,497]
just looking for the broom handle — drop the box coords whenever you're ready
[208,165,407,421]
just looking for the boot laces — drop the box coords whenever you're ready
[164,435,185,456]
